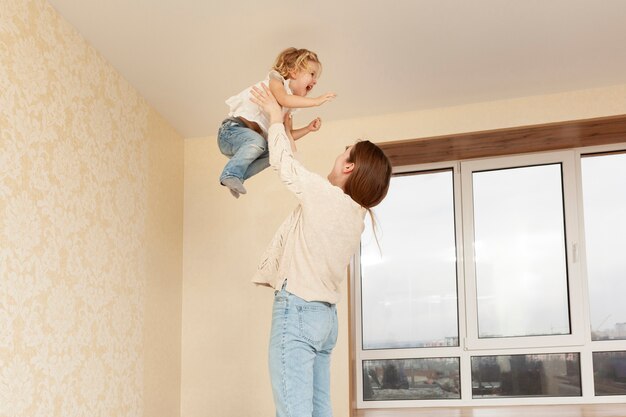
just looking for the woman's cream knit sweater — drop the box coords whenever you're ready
[252,123,366,304]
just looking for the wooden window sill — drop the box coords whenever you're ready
[355,403,626,417]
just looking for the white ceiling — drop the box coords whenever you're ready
[47,0,626,138]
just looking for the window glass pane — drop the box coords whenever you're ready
[581,152,626,341]
[471,353,581,398]
[363,358,460,401]
[472,164,570,338]
[593,351,626,396]
[361,171,458,349]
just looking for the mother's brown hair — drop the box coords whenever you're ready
[343,141,392,209]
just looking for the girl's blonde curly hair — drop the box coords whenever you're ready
[273,48,322,79]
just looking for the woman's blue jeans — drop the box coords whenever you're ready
[269,286,338,417]
[217,118,269,184]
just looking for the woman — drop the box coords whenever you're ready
[251,84,392,417]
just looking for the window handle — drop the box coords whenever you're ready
[572,242,578,263]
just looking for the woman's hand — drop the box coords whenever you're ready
[251,84,283,125]
[283,113,293,131]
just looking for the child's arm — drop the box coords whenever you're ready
[269,78,336,109]
[290,117,321,141]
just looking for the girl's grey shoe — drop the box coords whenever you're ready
[221,177,247,196]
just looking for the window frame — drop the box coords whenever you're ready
[351,142,626,410]
[576,143,626,354]
[461,150,585,350]
[353,161,468,408]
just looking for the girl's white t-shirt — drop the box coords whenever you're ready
[225,70,294,135]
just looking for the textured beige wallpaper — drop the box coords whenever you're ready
[0,1,183,416]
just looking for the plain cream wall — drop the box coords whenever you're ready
[181,83,626,417]
[145,116,184,417]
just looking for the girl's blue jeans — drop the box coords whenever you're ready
[269,286,338,417]
[217,117,269,184]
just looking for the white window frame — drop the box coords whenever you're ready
[462,150,585,350]
[352,144,626,409]
[354,161,468,409]
[576,142,626,355]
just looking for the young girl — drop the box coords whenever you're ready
[218,47,336,198]
[250,84,392,417]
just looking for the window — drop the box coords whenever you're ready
[581,151,626,342]
[592,351,626,396]
[354,144,626,408]
[361,170,458,350]
[461,152,584,351]
[363,358,460,401]
[471,353,581,398]
[471,164,570,339]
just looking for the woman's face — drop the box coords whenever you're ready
[327,145,354,188]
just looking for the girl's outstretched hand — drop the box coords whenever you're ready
[314,92,336,106]
[251,84,282,124]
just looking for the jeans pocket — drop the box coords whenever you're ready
[273,292,288,312]
[217,125,234,156]
[296,304,332,345]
